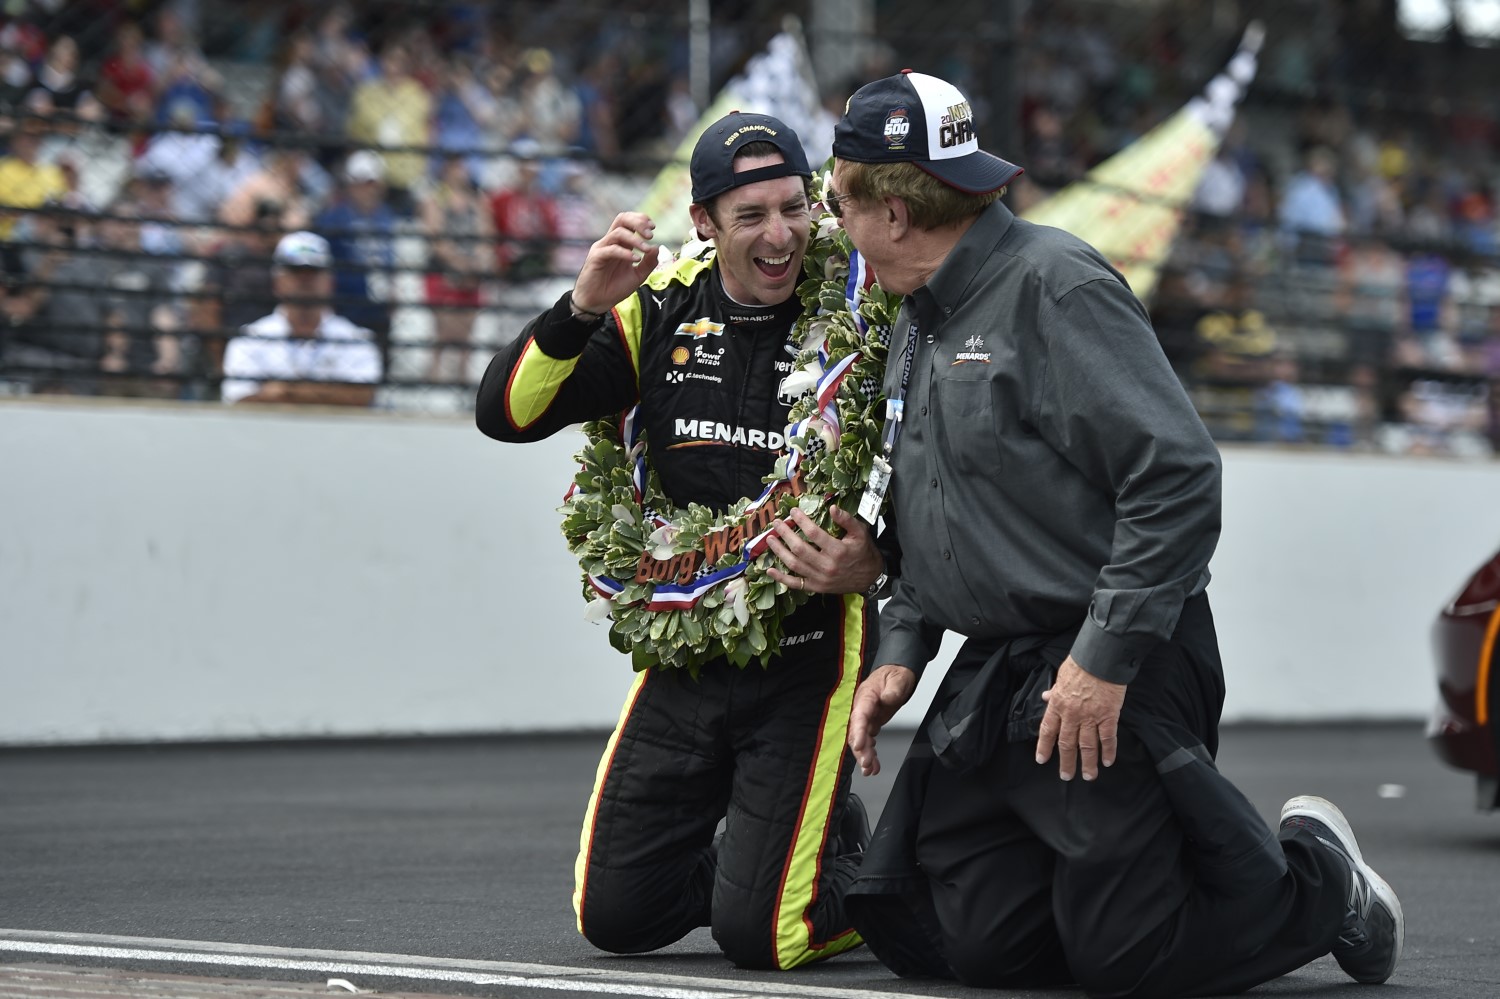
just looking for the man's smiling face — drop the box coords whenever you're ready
[691,153,811,307]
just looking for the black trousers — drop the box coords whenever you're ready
[573,594,872,970]
[850,595,1351,998]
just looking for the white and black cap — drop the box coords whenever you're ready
[833,70,1023,194]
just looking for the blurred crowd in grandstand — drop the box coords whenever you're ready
[0,0,1497,457]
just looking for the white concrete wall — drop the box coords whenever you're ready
[3,399,1499,745]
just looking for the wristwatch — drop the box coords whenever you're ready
[864,568,890,600]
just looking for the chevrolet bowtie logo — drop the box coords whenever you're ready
[674,318,725,339]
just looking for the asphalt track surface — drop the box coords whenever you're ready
[2,723,1497,999]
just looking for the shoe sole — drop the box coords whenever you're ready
[1281,795,1405,983]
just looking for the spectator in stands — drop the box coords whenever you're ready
[1450,265,1500,374]
[134,99,218,216]
[126,161,184,258]
[346,41,431,213]
[1192,145,1248,221]
[0,215,44,387]
[1343,133,1404,237]
[273,31,323,133]
[152,48,221,133]
[1453,178,1497,256]
[1399,250,1457,370]
[1278,145,1345,263]
[1,205,104,392]
[313,150,396,346]
[431,56,506,185]
[96,21,155,128]
[472,59,526,189]
[0,118,67,241]
[1022,104,1081,192]
[305,6,366,135]
[94,206,184,397]
[1,37,35,109]
[31,35,102,127]
[221,230,381,407]
[143,6,209,87]
[219,147,328,231]
[218,198,286,335]
[1404,181,1455,247]
[489,141,559,282]
[551,161,603,277]
[166,121,261,228]
[572,53,619,164]
[1254,354,1306,444]
[1337,234,1407,369]
[514,47,580,154]
[420,154,493,385]
[661,75,698,150]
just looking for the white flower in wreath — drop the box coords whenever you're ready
[803,319,832,355]
[648,523,681,560]
[789,416,840,455]
[611,503,637,526]
[724,577,750,627]
[583,597,614,623]
[778,366,820,400]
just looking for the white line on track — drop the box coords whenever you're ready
[0,930,936,999]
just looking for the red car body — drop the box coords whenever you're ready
[1427,547,1500,811]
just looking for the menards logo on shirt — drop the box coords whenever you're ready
[952,334,992,365]
[674,318,725,339]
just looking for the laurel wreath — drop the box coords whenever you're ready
[558,175,900,673]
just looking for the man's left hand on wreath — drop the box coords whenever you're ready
[764,505,882,595]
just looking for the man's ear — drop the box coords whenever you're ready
[884,196,911,241]
[688,203,715,242]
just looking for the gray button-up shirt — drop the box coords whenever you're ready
[875,201,1222,685]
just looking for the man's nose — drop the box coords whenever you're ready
[764,213,790,244]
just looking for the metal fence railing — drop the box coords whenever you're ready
[1,0,1497,454]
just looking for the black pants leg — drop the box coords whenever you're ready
[574,595,873,968]
[573,667,726,954]
[915,596,1350,998]
[711,595,870,969]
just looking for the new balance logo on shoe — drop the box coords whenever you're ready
[1280,795,1404,985]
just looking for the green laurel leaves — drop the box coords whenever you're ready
[559,181,900,675]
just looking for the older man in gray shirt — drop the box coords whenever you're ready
[828,71,1402,999]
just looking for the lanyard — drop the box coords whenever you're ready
[859,316,918,524]
[880,318,920,457]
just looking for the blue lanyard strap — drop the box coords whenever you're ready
[880,319,919,456]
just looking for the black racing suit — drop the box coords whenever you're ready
[475,254,873,969]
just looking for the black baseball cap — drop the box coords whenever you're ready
[833,70,1023,195]
[690,111,812,203]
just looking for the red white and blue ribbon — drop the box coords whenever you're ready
[844,249,874,335]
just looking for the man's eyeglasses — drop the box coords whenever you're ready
[823,190,854,219]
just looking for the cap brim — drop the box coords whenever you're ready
[916,151,1024,195]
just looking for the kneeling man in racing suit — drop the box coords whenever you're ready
[475,112,888,970]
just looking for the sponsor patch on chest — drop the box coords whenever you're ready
[952,333,992,365]
[674,317,725,339]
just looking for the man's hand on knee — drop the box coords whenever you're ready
[1035,655,1125,782]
